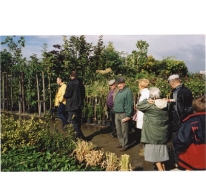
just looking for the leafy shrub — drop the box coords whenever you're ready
[1,113,75,154]
[1,145,102,171]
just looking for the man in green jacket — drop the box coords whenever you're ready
[114,77,134,152]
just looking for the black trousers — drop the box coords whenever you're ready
[67,110,85,139]
[172,131,179,165]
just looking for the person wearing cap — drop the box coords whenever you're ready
[105,79,119,137]
[167,74,194,168]
[114,76,134,152]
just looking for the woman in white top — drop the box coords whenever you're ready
[136,78,150,129]
[134,79,150,156]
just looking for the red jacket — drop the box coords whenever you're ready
[174,112,206,170]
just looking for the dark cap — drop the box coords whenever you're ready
[116,76,125,84]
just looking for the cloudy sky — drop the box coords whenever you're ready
[1,0,206,75]
[1,35,205,73]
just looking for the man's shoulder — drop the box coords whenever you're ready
[125,87,132,93]
[179,84,192,93]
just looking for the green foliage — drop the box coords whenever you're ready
[157,57,188,77]
[0,49,13,73]
[96,104,104,120]
[1,113,75,154]
[0,113,104,171]
[86,103,94,118]
[1,145,103,171]
[181,73,206,97]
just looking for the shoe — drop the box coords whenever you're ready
[120,146,129,152]
[115,144,122,148]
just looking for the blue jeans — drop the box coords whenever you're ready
[67,110,85,139]
[57,103,67,127]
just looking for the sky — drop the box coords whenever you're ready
[1,0,206,75]
[1,35,205,73]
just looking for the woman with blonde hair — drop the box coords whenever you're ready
[134,79,150,140]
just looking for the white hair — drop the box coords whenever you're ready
[149,87,161,99]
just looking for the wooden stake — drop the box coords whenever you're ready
[19,72,22,114]
[2,72,5,111]
[36,73,40,116]
[21,72,25,113]
[42,71,46,114]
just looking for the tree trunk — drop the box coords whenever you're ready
[5,72,9,110]
[48,73,52,110]
[36,73,40,116]
[21,72,25,113]
[94,96,97,120]
[42,71,46,114]
[10,72,13,108]
[19,73,22,114]
[2,72,5,110]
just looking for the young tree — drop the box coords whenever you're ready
[1,36,27,112]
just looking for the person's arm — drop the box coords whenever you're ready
[173,121,192,152]
[177,89,194,120]
[58,84,66,103]
[64,82,73,99]
[123,89,134,121]
[136,99,151,112]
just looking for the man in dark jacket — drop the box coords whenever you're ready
[167,74,194,168]
[64,71,86,140]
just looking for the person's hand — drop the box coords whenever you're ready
[122,117,130,123]
[147,99,155,104]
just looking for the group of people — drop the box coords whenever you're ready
[105,74,206,171]
[54,70,87,141]
[54,71,205,171]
